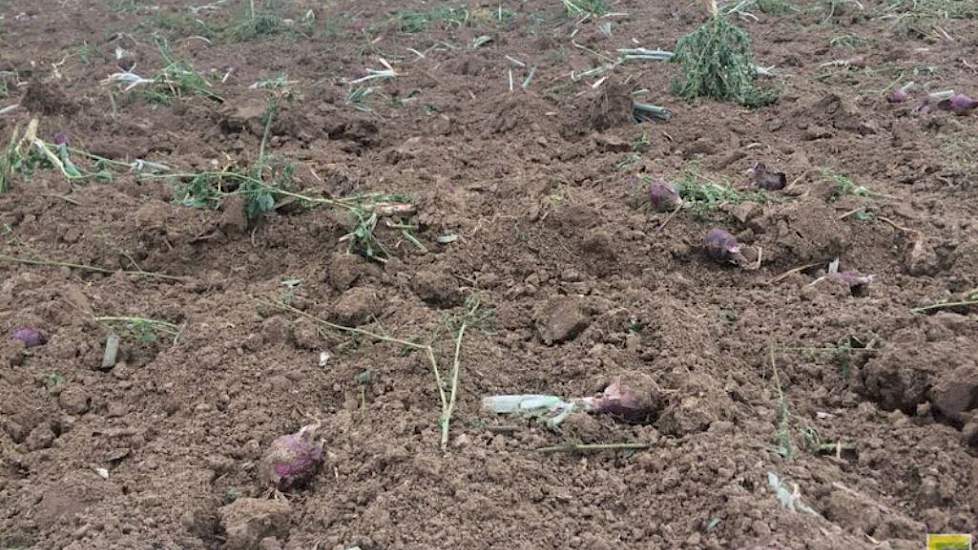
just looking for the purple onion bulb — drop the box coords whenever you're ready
[649,180,682,212]
[12,328,47,348]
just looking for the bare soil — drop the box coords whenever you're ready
[2,0,977,548]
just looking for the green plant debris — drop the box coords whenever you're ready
[768,472,821,516]
[139,11,215,38]
[394,7,470,33]
[819,0,864,23]
[755,0,795,14]
[879,0,978,39]
[226,0,292,41]
[104,39,223,103]
[95,316,183,345]
[267,295,491,451]
[670,163,772,218]
[671,10,776,106]
[777,335,878,378]
[0,120,119,192]
[43,372,65,393]
[823,169,891,200]
[562,0,608,16]
[536,442,651,453]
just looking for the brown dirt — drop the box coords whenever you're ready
[2,0,977,548]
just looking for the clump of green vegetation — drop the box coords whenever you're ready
[43,372,65,394]
[725,0,795,16]
[0,120,118,193]
[105,39,223,104]
[158,96,415,262]
[823,169,890,201]
[615,132,651,171]
[139,11,215,39]
[394,7,470,33]
[96,316,182,345]
[755,0,795,14]
[170,97,291,223]
[879,0,977,39]
[670,163,771,218]
[829,33,867,48]
[562,0,608,17]
[226,0,290,41]
[672,1,776,106]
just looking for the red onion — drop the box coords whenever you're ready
[704,228,748,266]
[580,377,660,423]
[649,180,682,212]
[12,328,47,348]
[259,424,324,490]
[887,88,909,104]
[748,162,786,191]
[828,270,873,296]
[938,93,978,115]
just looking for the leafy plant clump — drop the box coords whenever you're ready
[671,2,776,107]
[670,164,772,218]
[562,0,608,17]
[394,7,470,33]
[105,39,223,104]
[226,0,292,42]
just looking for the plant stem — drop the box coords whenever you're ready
[256,98,277,178]
[263,298,449,421]
[440,298,480,450]
[144,171,350,210]
[93,316,181,332]
[0,254,188,282]
[536,442,651,453]
[911,299,978,314]
[249,0,256,20]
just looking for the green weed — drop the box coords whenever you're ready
[671,163,772,218]
[671,14,776,106]
[0,121,115,192]
[829,33,867,48]
[139,11,215,38]
[95,316,182,345]
[394,7,470,32]
[226,0,291,42]
[823,169,889,201]
[756,0,795,14]
[43,372,65,393]
[615,132,651,170]
[107,39,223,104]
[770,349,794,460]
[880,0,978,39]
[562,0,608,16]
[818,0,865,23]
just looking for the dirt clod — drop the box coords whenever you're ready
[25,423,56,451]
[582,80,633,133]
[904,236,940,276]
[330,286,382,326]
[411,269,461,308]
[21,78,78,116]
[58,387,91,415]
[219,498,291,550]
[326,253,378,291]
[535,296,592,345]
[928,364,978,423]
